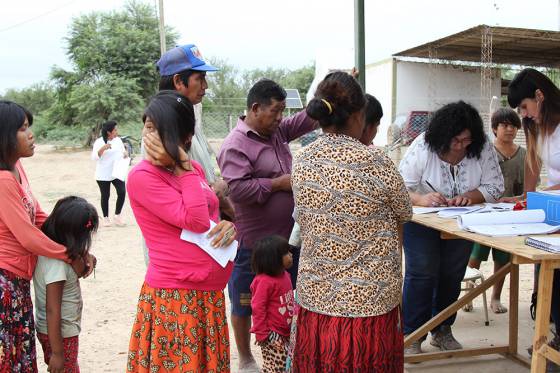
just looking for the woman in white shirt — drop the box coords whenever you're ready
[507,68,560,362]
[399,101,504,355]
[91,120,127,227]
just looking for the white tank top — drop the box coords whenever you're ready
[539,124,560,186]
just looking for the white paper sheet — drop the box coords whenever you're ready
[112,157,131,181]
[458,209,546,229]
[413,207,447,214]
[467,223,560,237]
[180,221,238,268]
[437,206,484,218]
[457,209,560,236]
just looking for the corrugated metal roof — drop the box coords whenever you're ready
[393,25,560,68]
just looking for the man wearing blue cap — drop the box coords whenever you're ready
[143,44,234,220]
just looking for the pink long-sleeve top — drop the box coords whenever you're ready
[0,161,67,280]
[250,271,294,342]
[127,160,233,290]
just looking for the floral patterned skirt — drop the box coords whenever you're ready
[127,283,230,373]
[0,268,37,373]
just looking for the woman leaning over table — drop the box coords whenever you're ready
[126,91,236,372]
[291,71,412,372]
[507,68,560,359]
[399,101,504,355]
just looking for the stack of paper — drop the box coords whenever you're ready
[437,206,484,218]
[525,236,560,253]
[180,221,238,267]
[413,203,515,217]
[458,209,560,237]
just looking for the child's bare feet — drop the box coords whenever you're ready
[490,299,508,313]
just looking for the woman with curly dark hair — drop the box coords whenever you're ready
[398,101,504,355]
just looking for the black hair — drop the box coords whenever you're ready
[365,93,383,127]
[101,120,117,143]
[142,90,195,171]
[251,235,290,277]
[159,69,196,91]
[491,107,521,133]
[0,100,33,170]
[507,68,560,172]
[306,71,366,130]
[246,79,287,109]
[425,101,486,159]
[41,196,99,260]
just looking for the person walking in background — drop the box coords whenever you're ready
[126,91,236,372]
[33,196,99,373]
[507,68,560,367]
[250,236,294,373]
[0,101,93,372]
[91,120,128,227]
[399,101,504,354]
[291,71,412,372]
[218,79,317,372]
[465,108,525,314]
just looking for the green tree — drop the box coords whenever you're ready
[44,0,179,144]
[66,1,178,99]
[67,75,144,144]
[1,82,55,115]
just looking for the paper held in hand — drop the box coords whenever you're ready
[457,209,560,237]
[180,221,238,268]
[112,157,131,181]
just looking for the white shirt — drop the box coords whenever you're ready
[33,256,82,338]
[539,124,560,186]
[91,137,125,181]
[399,133,504,202]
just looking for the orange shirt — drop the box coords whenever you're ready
[0,161,67,280]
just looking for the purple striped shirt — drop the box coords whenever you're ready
[218,110,317,248]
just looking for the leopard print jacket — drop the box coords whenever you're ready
[292,133,412,317]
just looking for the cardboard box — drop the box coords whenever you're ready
[527,191,560,226]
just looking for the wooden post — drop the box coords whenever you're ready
[531,261,555,372]
[508,263,519,355]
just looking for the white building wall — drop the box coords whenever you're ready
[394,60,501,116]
[364,59,394,146]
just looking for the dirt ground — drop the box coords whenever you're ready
[23,144,539,372]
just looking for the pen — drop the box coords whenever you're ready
[425,180,439,194]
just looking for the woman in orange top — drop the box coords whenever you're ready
[0,101,91,372]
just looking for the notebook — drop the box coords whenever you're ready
[457,209,560,237]
[525,236,560,253]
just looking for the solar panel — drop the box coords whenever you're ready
[285,89,303,109]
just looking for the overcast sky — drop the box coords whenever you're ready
[0,0,558,93]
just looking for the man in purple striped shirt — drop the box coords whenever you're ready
[218,79,317,371]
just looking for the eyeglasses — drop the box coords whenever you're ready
[451,136,472,146]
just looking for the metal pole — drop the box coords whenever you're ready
[158,0,166,56]
[354,0,366,90]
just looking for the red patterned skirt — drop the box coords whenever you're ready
[37,333,80,373]
[291,306,403,372]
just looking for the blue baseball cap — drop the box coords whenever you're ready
[156,44,218,76]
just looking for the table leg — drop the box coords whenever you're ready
[531,261,554,373]
[509,263,519,356]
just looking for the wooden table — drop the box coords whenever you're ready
[405,213,560,372]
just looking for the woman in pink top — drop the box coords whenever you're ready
[0,101,92,372]
[126,91,236,373]
[250,235,294,373]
